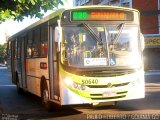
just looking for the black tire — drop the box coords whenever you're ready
[41,81,51,111]
[16,73,24,94]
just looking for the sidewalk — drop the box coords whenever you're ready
[145,70,160,87]
[145,82,160,87]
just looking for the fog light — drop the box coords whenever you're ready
[64,77,86,90]
[81,85,86,90]
[73,82,78,88]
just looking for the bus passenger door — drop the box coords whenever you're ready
[49,24,60,101]
[21,36,27,89]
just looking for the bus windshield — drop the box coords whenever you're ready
[61,24,140,68]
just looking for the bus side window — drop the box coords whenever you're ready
[17,38,20,58]
[27,46,32,57]
[7,41,11,59]
[27,30,33,58]
[40,22,48,57]
[14,40,17,59]
[32,27,40,57]
[40,43,48,57]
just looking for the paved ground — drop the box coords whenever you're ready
[1,67,160,120]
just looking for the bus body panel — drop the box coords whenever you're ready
[25,58,49,96]
[59,64,144,105]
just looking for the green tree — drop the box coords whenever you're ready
[0,0,63,23]
[0,43,7,64]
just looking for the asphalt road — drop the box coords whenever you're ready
[0,67,160,120]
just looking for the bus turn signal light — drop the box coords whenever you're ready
[40,62,47,69]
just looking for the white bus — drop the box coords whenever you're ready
[7,5,145,109]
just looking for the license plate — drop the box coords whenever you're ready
[103,92,116,97]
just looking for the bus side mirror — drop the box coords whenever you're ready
[55,26,62,43]
[55,26,62,51]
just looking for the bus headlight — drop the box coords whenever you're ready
[64,78,73,86]
[64,78,86,90]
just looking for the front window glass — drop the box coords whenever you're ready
[61,24,140,68]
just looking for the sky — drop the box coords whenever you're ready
[0,0,73,45]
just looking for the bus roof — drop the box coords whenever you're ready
[8,5,139,40]
[65,5,139,12]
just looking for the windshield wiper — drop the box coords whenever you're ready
[104,23,125,66]
[111,23,125,43]
[82,23,103,45]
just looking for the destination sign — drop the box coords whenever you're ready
[71,10,133,21]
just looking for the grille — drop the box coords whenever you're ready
[87,82,130,88]
[91,95,126,100]
[90,91,127,100]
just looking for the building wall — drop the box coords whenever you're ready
[132,0,159,34]
[73,0,92,6]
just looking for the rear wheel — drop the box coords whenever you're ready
[16,73,24,94]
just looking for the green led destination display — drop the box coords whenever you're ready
[71,10,133,21]
[72,11,88,20]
